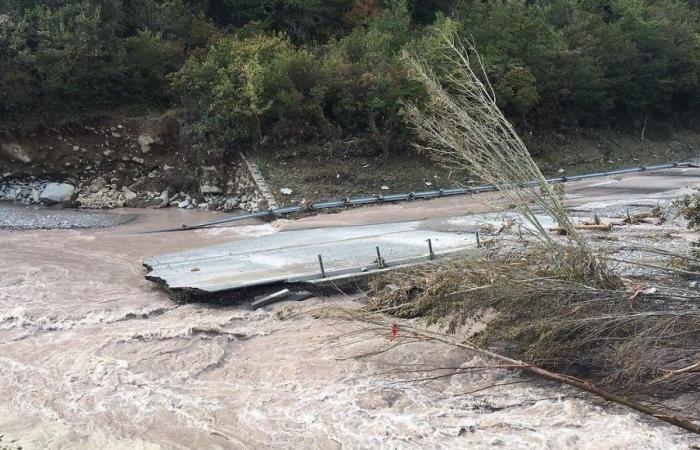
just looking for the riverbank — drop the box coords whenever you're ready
[3,121,699,211]
[255,128,700,205]
[0,114,266,212]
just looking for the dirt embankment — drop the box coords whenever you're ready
[255,128,700,206]
[0,114,265,212]
[3,119,699,212]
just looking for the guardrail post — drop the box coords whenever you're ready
[476,231,481,248]
[376,246,386,269]
[318,254,326,278]
[427,239,435,260]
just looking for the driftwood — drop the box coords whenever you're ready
[549,223,613,234]
[443,338,700,435]
[344,312,700,435]
[654,360,700,383]
[623,209,664,225]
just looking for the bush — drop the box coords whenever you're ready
[172,2,421,154]
[3,0,700,155]
[209,0,351,43]
[0,14,34,128]
[321,1,420,154]
[171,33,326,147]
[563,0,700,124]
[124,30,184,104]
[0,1,188,131]
[675,193,700,230]
[0,2,127,129]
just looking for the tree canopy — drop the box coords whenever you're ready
[2,0,699,152]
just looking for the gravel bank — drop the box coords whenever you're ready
[0,203,135,230]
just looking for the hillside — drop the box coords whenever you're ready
[2,0,700,169]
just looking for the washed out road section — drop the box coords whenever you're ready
[143,221,475,295]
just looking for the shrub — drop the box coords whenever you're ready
[124,30,184,105]
[321,1,420,155]
[0,1,187,131]
[3,0,700,154]
[675,193,700,230]
[171,33,325,147]
[0,2,126,129]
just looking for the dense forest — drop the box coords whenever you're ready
[2,0,700,154]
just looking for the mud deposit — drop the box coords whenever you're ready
[0,207,697,449]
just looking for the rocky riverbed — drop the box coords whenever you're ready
[0,203,136,230]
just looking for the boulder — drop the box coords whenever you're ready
[200,184,223,194]
[123,188,138,207]
[137,134,155,153]
[39,183,75,205]
[156,190,169,208]
[1,143,32,164]
[88,177,106,194]
[223,197,239,211]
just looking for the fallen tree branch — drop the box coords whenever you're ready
[429,334,700,434]
[336,307,700,435]
[549,223,613,233]
[603,257,700,276]
[654,360,700,384]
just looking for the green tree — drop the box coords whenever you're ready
[171,33,325,147]
[322,1,419,154]
[124,30,184,104]
[215,0,352,42]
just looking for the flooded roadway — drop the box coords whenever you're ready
[0,203,698,449]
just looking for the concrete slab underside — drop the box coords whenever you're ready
[143,221,475,295]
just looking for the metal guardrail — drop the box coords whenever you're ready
[148,161,695,233]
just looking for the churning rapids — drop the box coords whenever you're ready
[0,205,697,449]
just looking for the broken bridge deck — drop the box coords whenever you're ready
[143,221,477,301]
[143,166,700,302]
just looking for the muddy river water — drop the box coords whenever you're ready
[1,205,698,449]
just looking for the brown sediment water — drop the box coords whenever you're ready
[0,206,697,449]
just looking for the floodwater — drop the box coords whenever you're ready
[0,206,697,449]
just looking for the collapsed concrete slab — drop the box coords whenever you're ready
[143,167,700,303]
[143,221,477,302]
[251,289,313,309]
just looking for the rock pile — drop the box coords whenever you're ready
[1,169,265,212]
[0,179,48,205]
[0,116,267,212]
